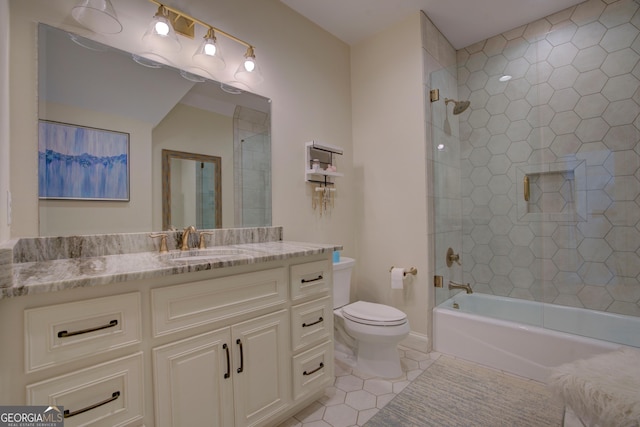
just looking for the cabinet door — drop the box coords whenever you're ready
[153,328,234,427]
[231,310,290,427]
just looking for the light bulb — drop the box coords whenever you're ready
[244,59,255,72]
[204,42,216,56]
[155,20,169,36]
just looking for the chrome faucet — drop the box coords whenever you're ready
[180,226,196,251]
[448,281,473,294]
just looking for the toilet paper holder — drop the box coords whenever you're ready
[389,266,418,276]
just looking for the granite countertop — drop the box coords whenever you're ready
[1,231,340,300]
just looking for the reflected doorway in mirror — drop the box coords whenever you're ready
[162,149,222,231]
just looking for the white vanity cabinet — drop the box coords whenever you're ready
[0,252,334,427]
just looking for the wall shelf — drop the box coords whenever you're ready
[305,141,343,186]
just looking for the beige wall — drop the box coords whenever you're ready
[6,0,355,256]
[351,13,431,343]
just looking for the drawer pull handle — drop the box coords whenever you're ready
[64,391,120,418]
[236,339,244,374]
[223,343,230,379]
[57,319,118,338]
[303,362,324,376]
[301,275,323,284]
[302,317,324,327]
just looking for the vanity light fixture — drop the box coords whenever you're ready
[71,0,123,34]
[72,0,265,85]
[144,0,263,84]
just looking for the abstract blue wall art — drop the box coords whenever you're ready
[38,121,130,201]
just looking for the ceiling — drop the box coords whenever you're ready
[280,0,586,49]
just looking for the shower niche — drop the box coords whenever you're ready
[516,160,587,222]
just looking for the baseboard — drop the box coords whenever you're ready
[401,331,430,353]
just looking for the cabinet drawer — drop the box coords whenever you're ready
[27,352,144,427]
[152,268,287,337]
[292,340,334,401]
[290,260,330,301]
[25,293,142,372]
[291,296,333,352]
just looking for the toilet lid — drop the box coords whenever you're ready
[342,301,407,326]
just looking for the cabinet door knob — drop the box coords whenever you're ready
[223,343,231,379]
[236,339,244,373]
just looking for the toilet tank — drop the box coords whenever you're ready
[333,257,355,309]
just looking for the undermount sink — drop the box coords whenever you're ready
[164,248,253,263]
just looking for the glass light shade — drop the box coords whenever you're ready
[193,35,225,72]
[71,0,122,34]
[142,8,181,54]
[131,54,162,69]
[234,53,264,86]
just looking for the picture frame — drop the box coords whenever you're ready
[38,120,130,201]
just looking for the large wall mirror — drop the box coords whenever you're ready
[37,24,271,236]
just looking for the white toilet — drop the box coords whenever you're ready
[333,257,410,378]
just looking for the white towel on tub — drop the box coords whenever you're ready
[547,347,640,427]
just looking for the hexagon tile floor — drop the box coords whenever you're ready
[278,347,439,427]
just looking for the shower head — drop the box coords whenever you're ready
[445,98,470,115]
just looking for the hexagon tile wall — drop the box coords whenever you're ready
[455,0,640,316]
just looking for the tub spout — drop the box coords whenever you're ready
[448,281,473,294]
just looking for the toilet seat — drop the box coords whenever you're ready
[342,301,407,326]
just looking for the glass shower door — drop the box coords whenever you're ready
[434,0,640,346]
[430,68,465,307]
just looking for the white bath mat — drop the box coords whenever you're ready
[548,347,640,427]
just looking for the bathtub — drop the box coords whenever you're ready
[433,293,638,382]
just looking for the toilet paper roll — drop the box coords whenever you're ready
[391,267,405,289]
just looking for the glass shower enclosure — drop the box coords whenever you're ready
[431,0,640,344]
